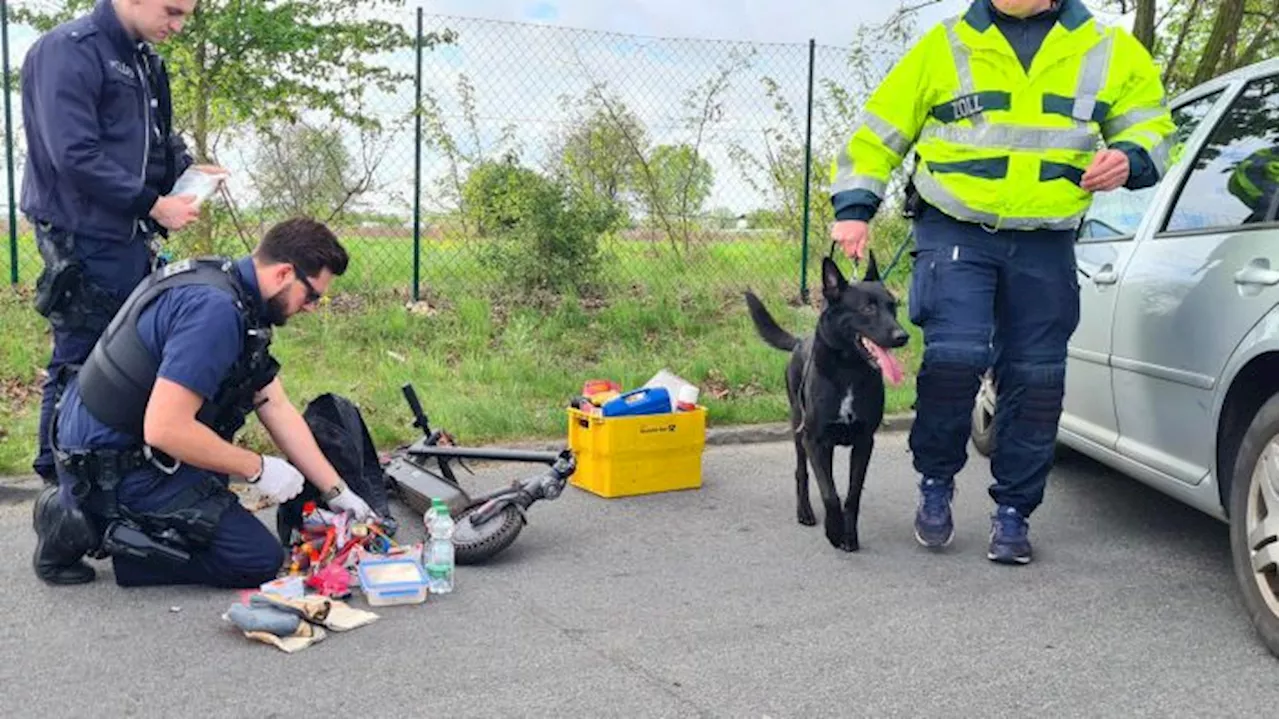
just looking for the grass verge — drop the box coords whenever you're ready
[0,223,921,475]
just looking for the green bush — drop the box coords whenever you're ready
[467,160,617,296]
[461,157,545,237]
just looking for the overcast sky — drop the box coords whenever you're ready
[1,0,1135,219]
[416,0,966,45]
[412,0,1130,44]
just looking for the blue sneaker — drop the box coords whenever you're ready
[913,478,955,548]
[988,505,1033,565]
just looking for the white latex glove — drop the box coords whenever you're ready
[325,480,375,521]
[251,455,306,503]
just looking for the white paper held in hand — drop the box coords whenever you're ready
[169,166,228,207]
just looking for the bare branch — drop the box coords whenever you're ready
[570,47,682,256]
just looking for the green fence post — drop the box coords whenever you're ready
[2,0,17,285]
[411,6,424,303]
[798,38,815,304]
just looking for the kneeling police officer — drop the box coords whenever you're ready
[33,217,375,587]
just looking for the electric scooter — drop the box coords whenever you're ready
[382,383,577,564]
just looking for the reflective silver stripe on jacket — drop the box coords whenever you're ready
[920,123,1101,152]
[1148,134,1174,176]
[911,165,1085,231]
[1073,33,1114,122]
[1102,107,1165,137]
[832,111,911,197]
[943,19,984,127]
[861,112,911,156]
[830,173,888,197]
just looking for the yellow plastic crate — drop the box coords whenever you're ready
[567,405,706,498]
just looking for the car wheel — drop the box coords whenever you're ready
[971,369,997,457]
[1229,393,1279,657]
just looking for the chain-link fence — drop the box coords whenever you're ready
[1,4,913,305]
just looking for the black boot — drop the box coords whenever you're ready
[32,486,97,585]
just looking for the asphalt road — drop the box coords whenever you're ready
[0,432,1275,718]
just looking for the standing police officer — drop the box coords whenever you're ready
[20,0,221,485]
[32,218,374,587]
[829,0,1175,564]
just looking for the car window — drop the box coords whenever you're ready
[1078,91,1222,241]
[1163,74,1280,233]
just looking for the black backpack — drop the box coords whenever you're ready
[275,393,397,544]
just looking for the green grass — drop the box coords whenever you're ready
[0,220,922,476]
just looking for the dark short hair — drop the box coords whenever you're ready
[253,217,349,278]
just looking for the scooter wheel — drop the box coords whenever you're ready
[452,504,524,565]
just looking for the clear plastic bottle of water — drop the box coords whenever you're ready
[425,498,455,594]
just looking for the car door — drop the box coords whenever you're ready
[1060,90,1225,450]
[1109,72,1280,485]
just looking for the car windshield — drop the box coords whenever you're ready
[1078,90,1223,239]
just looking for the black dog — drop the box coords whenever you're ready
[745,253,908,551]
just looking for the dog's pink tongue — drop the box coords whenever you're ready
[869,344,906,386]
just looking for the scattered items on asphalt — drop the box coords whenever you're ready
[225,370,709,651]
[223,592,378,653]
[223,500,444,652]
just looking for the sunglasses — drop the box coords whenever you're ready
[293,267,322,305]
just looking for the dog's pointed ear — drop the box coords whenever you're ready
[863,249,881,283]
[821,256,847,301]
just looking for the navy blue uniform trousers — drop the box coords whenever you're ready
[55,467,284,589]
[907,204,1081,518]
[36,329,98,481]
[32,225,152,482]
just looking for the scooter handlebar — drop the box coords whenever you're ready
[401,383,430,432]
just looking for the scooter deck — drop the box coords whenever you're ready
[383,454,468,517]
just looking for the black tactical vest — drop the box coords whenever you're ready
[77,257,280,442]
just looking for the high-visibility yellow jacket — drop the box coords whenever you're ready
[831,0,1176,231]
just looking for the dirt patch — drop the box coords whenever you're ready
[0,372,43,412]
[701,368,768,401]
[323,293,367,315]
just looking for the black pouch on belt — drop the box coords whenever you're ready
[140,474,238,549]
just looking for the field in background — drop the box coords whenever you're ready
[0,219,921,476]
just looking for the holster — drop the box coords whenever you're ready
[57,444,234,564]
[900,153,925,220]
[900,178,924,219]
[33,225,126,333]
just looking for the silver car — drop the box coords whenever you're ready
[971,58,1279,656]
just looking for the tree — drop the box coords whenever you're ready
[460,155,544,237]
[1132,0,1157,50]
[1089,0,1277,95]
[418,73,520,236]
[1191,0,1245,85]
[570,47,750,256]
[725,2,930,260]
[553,102,647,221]
[249,121,374,223]
[14,0,453,249]
[643,144,714,225]
[467,158,614,295]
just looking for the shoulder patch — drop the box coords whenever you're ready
[64,20,99,43]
